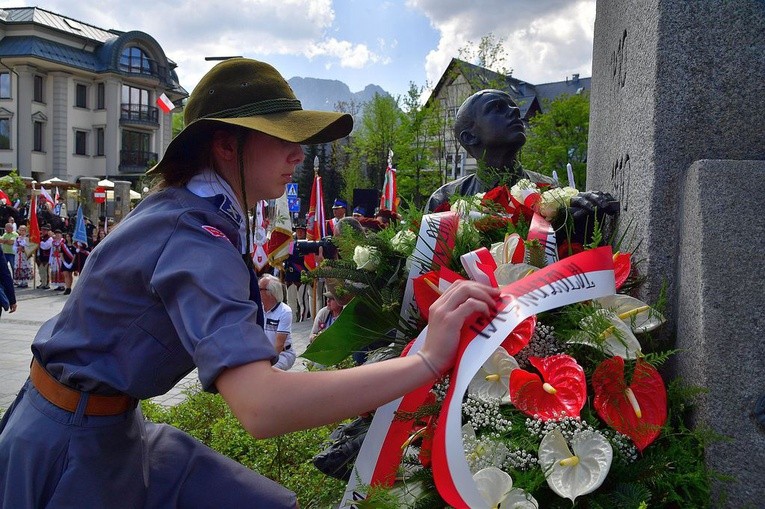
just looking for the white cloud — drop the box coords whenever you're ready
[410,0,596,88]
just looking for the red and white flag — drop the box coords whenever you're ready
[0,188,10,205]
[267,191,294,270]
[39,186,55,208]
[28,195,40,244]
[379,150,398,215]
[252,200,269,271]
[156,93,174,114]
[54,187,60,203]
[304,165,326,270]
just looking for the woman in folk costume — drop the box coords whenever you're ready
[12,224,32,288]
[61,240,89,295]
[48,229,72,291]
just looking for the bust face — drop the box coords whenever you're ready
[467,91,526,153]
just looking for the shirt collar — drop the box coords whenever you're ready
[186,169,249,254]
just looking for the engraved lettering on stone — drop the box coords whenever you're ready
[610,29,628,92]
[611,153,630,212]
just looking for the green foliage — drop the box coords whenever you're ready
[141,386,346,507]
[0,169,27,201]
[521,93,590,186]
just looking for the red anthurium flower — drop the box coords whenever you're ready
[613,252,632,290]
[509,354,587,420]
[500,315,537,355]
[412,268,464,321]
[482,185,513,213]
[592,356,667,452]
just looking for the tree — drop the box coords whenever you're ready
[458,33,513,80]
[344,93,401,198]
[394,82,443,209]
[520,92,590,188]
[0,170,27,202]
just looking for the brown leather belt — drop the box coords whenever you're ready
[30,358,137,416]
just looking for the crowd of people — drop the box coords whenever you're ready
[0,198,111,298]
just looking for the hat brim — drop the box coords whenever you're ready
[148,109,352,176]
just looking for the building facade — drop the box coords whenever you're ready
[426,58,590,181]
[0,7,187,185]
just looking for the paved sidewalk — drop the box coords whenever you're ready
[0,285,316,412]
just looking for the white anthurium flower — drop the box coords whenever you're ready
[595,294,666,333]
[468,347,518,404]
[538,429,613,503]
[473,466,540,509]
[569,309,643,359]
[494,262,539,286]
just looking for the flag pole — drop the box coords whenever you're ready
[311,155,319,319]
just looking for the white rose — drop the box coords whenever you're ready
[510,179,539,203]
[390,229,416,254]
[450,195,483,216]
[353,245,380,271]
[538,186,579,221]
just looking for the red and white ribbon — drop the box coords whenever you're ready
[432,246,615,507]
[460,247,497,287]
[528,212,559,265]
[399,212,460,329]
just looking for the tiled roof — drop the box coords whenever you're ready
[0,7,118,43]
[0,36,102,72]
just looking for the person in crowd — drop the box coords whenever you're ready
[293,224,312,322]
[284,227,307,322]
[0,248,16,319]
[7,215,17,232]
[36,224,52,290]
[48,229,72,291]
[1,222,18,276]
[327,198,347,234]
[351,206,365,219]
[258,273,296,371]
[61,241,89,296]
[308,291,345,343]
[93,227,107,248]
[0,57,497,508]
[12,224,32,288]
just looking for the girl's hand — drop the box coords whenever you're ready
[419,280,500,374]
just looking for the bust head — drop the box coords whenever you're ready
[454,89,526,172]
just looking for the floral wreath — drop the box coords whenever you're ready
[304,179,712,508]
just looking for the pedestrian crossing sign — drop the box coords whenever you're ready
[286,183,298,197]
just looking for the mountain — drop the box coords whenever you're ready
[287,77,390,113]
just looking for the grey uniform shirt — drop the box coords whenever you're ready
[31,187,276,399]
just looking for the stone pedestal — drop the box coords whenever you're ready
[78,177,99,223]
[587,1,765,506]
[112,180,131,223]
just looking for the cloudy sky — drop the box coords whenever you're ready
[8,0,596,100]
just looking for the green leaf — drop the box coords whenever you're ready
[302,298,398,365]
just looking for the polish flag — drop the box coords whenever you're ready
[0,188,10,204]
[39,186,55,208]
[156,93,174,114]
[379,150,398,215]
[304,172,326,271]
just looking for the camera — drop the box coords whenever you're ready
[294,236,337,259]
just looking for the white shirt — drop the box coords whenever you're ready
[263,301,295,370]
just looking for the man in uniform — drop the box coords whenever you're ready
[327,198,346,235]
[36,224,52,289]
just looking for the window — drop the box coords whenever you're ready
[96,83,105,109]
[74,130,88,155]
[119,47,154,75]
[96,127,105,156]
[0,118,9,149]
[121,84,154,122]
[0,72,9,99]
[34,76,44,103]
[121,129,151,166]
[75,83,87,108]
[33,121,43,152]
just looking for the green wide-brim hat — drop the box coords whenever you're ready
[148,58,353,176]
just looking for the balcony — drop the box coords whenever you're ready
[120,104,159,127]
[119,149,158,174]
[119,60,168,84]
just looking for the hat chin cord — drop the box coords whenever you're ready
[236,131,254,270]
